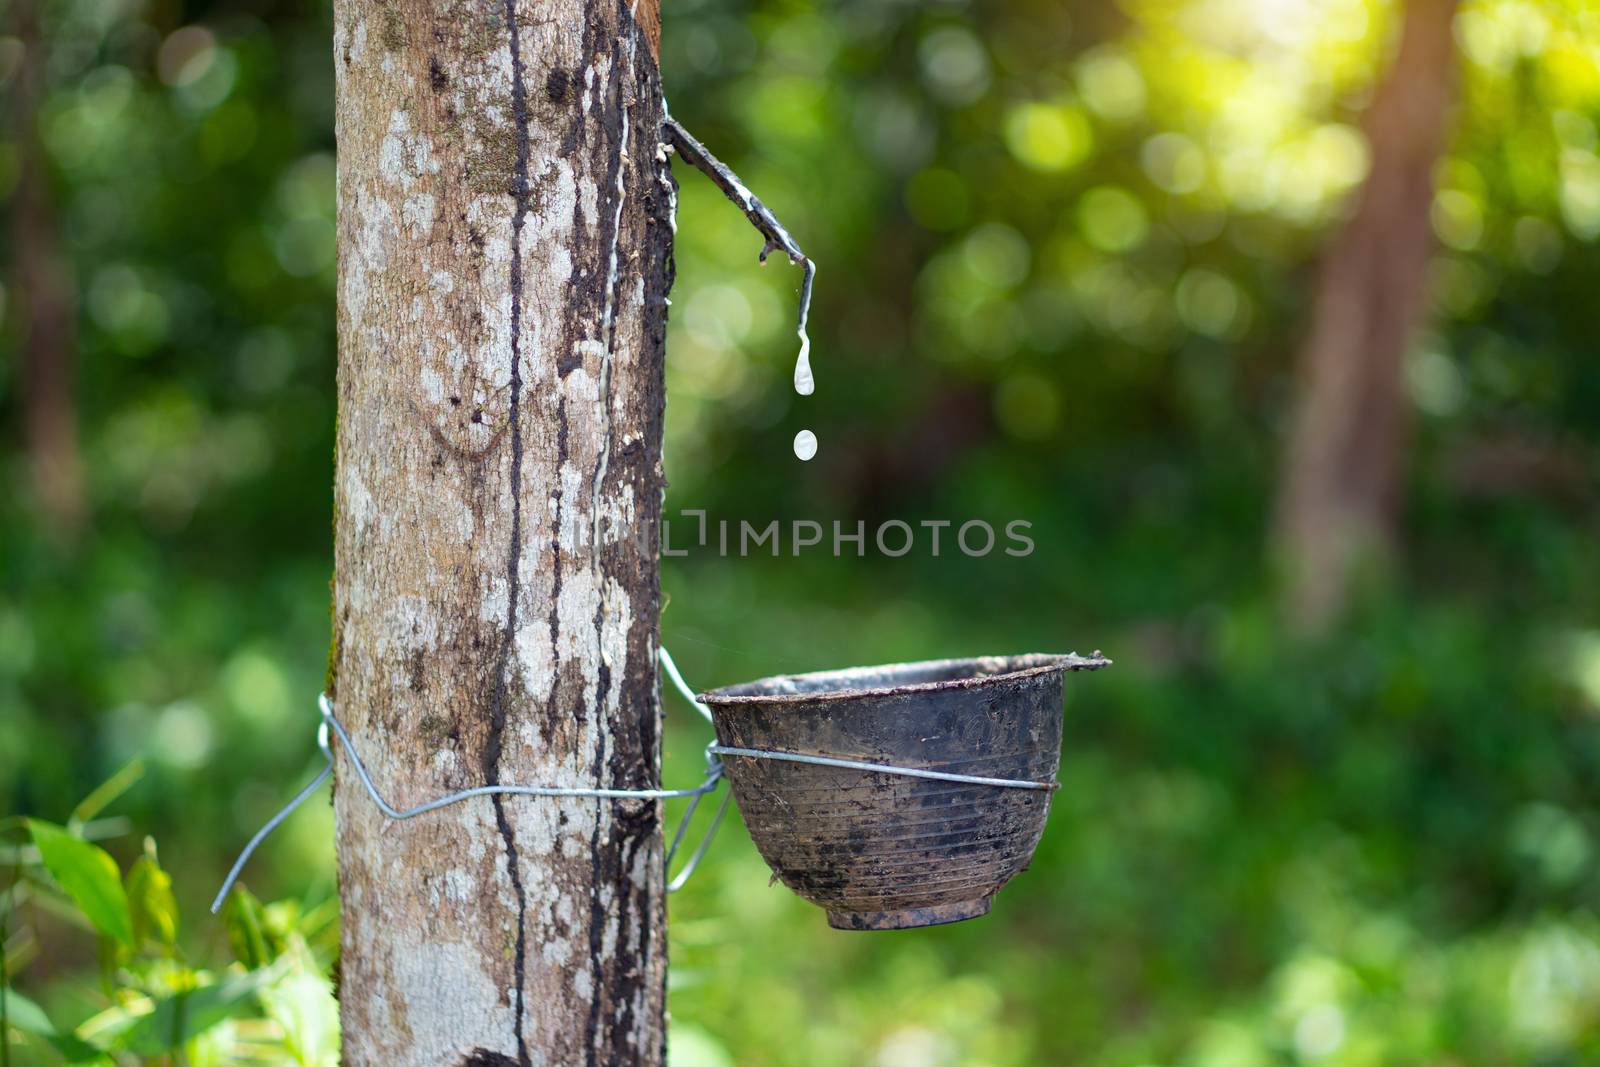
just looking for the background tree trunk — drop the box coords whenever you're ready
[9,0,85,537]
[1273,0,1460,634]
[329,2,672,1064]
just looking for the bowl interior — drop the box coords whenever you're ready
[700,652,1102,705]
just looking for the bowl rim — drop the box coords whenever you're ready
[697,651,1111,708]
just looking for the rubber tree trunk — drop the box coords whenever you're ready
[328,2,671,1064]
[1273,0,1459,634]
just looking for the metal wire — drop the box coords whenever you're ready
[708,746,1058,790]
[213,648,1058,915]
[212,656,724,913]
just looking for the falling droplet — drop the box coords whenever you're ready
[793,429,818,461]
[794,333,814,396]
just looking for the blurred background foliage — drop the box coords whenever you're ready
[3,0,1600,1063]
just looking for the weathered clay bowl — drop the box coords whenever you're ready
[700,652,1110,930]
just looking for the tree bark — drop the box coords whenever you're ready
[329,2,672,1064]
[1273,0,1459,634]
[9,0,85,537]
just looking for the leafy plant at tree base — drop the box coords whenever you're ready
[1,766,338,1066]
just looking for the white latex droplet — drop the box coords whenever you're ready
[793,429,818,461]
[793,333,814,396]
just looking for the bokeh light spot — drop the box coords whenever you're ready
[88,264,169,356]
[1142,132,1207,195]
[1175,269,1243,339]
[1558,148,1600,239]
[158,26,217,88]
[918,27,991,107]
[1077,48,1146,122]
[1004,102,1092,174]
[1513,215,1563,273]
[1406,347,1466,417]
[1432,189,1484,251]
[153,701,215,770]
[1078,186,1149,253]
[962,223,1031,288]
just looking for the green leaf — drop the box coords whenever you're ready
[0,987,107,1063]
[259,971,340,1067]
[126,856,179,949]
[50,1043,112,1067]
[96,933,122,994]
[49,1033,112,1065]
[69,760,145,828]
[2,984,56,1035]
[114,968,274,1056]
[26,821,133,948]
[222,887,271,970]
